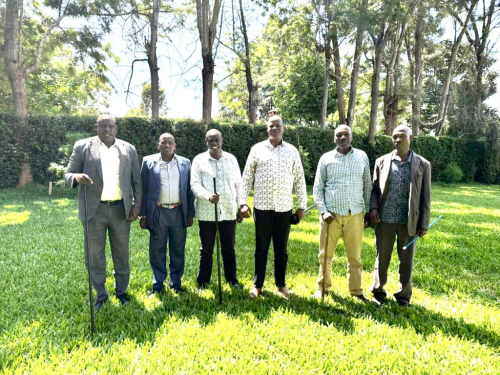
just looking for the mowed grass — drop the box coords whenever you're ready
[0,184,499,374]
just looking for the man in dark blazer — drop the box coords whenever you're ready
[65,114,142,311]
[369,125,431,307]
[140,133,195,294]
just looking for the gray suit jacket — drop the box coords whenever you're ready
[369,151,431,236]
[65,136,143,221]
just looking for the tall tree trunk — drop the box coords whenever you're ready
[411,9,425,136]
[147,0,160,119]
[368,25,389,142]
[239,0,257,124]
[332,24,345,124]
[321,45,332,129]
[383,23,405,135]
[436,0,477,135]
[196,0,222,123]
[475,54,483,124]
[346,0,368,128]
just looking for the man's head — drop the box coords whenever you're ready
[96,115,117,145]
[205,129,223,154]
[334,124,352,153]
[267,115,284,142]
[158,133,176,159]
[392,125,412,153]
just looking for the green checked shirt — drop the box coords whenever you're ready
[313,147,372,216]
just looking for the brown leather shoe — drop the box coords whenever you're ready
[278,287,290,300]
[250,287,262,299]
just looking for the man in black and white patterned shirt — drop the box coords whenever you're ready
[191,129,247,290]
[242,115,308,299]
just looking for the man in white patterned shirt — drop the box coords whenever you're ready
[191,129,247,290]
[140,133,195,294]
[313,125,371,302]
[242,115,308,299]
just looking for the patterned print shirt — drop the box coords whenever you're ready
[313,147,372,216]
[242,140,307,212]
[158,155,181,204]
[381,151,413,224]
[191,151,245,221]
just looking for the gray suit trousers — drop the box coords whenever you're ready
[370,222,416,304]
[83,201,131,302]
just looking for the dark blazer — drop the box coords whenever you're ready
[140,153,195,229]
[65,136,142,221]
[370,151,431,236]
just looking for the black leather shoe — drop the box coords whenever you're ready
[353,294,368,303]
[397,301,411,308]
[372,293,385,307]
[172,287,184,295]
[94,296,108,312]
[117,293,130,305]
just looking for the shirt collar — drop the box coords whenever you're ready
[99,138,117,148]
[266,139,284,149]
[392,150,413,163]
[207,150,225,161]
[161,154,177,165]
[333,147,353,157]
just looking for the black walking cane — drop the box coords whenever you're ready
[322,221,330,303]
[83,185,95,337]
[213,178,223,305]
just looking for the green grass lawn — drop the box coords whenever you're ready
[0,183,499,374]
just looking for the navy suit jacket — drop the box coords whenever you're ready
[140,153,195,229]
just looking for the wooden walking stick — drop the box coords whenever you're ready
[83,185,95,337]
[322,220,330,303]
[213,178,223,305]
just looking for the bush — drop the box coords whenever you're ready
[0,115,498,188]
[440,164,465,184]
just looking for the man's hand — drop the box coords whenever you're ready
[128,212,139,223]
[417,228,428,237]
[364,213,370,228]
[236,211,243,224]
[209,194,219,204]
[239,205,251,218]
[75,173,93,185]
[187,218,193,227]
[369,209,380,224]
[139,217,147,230]
[295,209,305,223]
[322,212,335,224]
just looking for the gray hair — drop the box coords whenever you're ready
[393,125,412,138]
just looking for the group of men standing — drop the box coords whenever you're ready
[65,113,431,311]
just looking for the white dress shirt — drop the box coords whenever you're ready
[158,155,181,204]
[242,140,307,212]
[99,140,122,201]
[191,151,245,221]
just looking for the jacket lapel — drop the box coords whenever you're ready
[154,154,162,191]
[89,136,103,180]
[380,153,393,192]
[116,140,126,178]
[410,152,421,182]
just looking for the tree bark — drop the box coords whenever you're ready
[147,0,160,119]
[436,0,477,136]
[238,0,257,124]
[410,8,425,136]
[368,24,389,142]
[321,45,332,129]
[346,0,368,128]
[332,24,345,124]
[196,0,222,123]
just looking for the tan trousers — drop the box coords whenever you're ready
[316,212,364,295]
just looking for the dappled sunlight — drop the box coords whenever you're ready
[0,210,31,226]
[52,199,71,207]
[289,231,317,244]
[3,204,25,210]
[468,222,500,231]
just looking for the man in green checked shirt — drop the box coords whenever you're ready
[313,125,372,302]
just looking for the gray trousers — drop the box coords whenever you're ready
[83,201,131,302]
[370,222,416,304]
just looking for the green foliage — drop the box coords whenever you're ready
[124,84,169,118]
[0,116,498,188]
[440,164,465,184]
[1,184,500,373]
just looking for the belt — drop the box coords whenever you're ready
[100,199,123,206]
[157,202,182,209]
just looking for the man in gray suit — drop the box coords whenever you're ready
[369,125,431,307]
[65,114,142,311]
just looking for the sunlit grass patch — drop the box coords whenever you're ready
[0,210,31,226]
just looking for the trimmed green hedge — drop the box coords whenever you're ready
[0,115,495,188]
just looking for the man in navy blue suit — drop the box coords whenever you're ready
[140,133,195,294]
